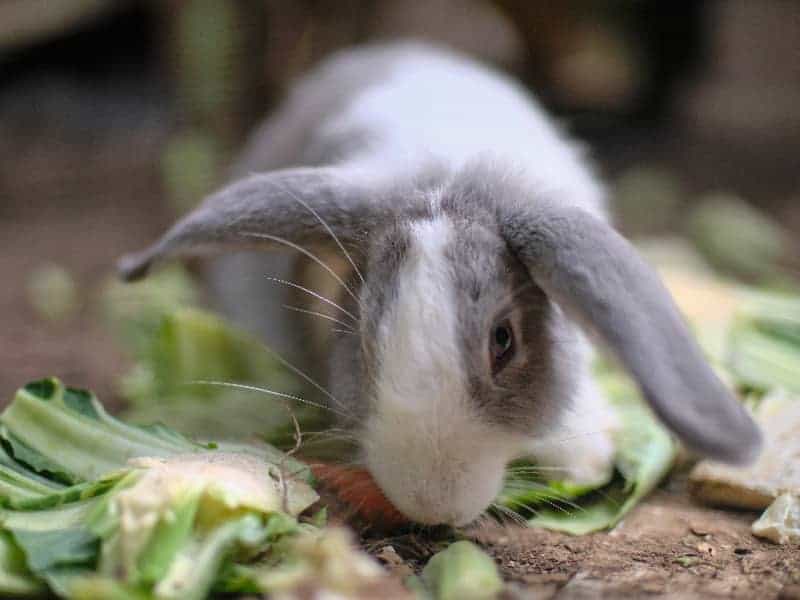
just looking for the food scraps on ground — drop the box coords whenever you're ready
[690,391,800,544]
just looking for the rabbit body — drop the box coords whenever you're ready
[122,42,760,526]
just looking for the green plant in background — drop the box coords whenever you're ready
[726,290,800,394]
[161,0,267,213]
[687,194,792,284]
[103,266,330,446]
[613,165,684,235]
[26,263,80,324]
[175,0,241,129]
[161,131,222,213]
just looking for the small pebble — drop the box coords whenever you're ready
[696,542,716,557]
[376,545,413,578]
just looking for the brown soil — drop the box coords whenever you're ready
[343,479,799,599]
[478,488,799,599]
[1,118,797,600]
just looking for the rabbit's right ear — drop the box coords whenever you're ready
[118,167,376,281]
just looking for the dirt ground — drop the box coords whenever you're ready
[479,488,799,599]
[1,115,798,599]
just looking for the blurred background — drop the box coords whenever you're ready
[1,0,799,402]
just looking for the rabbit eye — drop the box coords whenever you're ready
[490,320,515,374]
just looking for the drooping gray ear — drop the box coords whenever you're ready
[118,166,375,281]
[501,200,762,465]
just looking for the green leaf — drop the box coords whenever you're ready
[530,378,675,534]
[155,515,267,600]
[0,532,44,596]
[10,528,98,573]
[0,498,102,532]
[102,265,199,358]
[6,474,125,511]
[22,379,57,400]
[0,428,76,485]
[134,494,200,586]
[420,541,502,600]
[67,576,152,600]
[308,507,328,529]
[0,379,199,483]
[0,443,64,504]
[263,512,302,542]
[6,517,102,596]
[727,325,800,394]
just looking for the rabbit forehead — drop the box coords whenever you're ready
[373,215,466,412]
[367,208,522,417]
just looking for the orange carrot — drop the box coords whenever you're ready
[311,463,409,527]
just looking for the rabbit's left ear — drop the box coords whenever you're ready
[118,166,376,281]
[500,200,761,465]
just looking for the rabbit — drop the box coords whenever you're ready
[118,42,761,526]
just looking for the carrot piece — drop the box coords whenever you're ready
[311,463,409,527]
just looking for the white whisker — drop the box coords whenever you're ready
[282,304,355,331]
[505,465,573,473]
[265,276,357,322]
[491,502,528,526]
[188,379,350,419]
[269,177,366,286]
[252,337,354,418]
[245,231,362,309]
[527,429,608,448]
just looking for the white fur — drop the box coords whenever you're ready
[317,44,606,219]
[528,367,619,487]
[362,214,526,525]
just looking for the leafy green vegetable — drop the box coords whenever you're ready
[0,378,321,599]
[1,378,195,483]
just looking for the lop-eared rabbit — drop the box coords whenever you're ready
[120,43,760,526]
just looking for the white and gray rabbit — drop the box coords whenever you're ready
[119,42,761,526]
